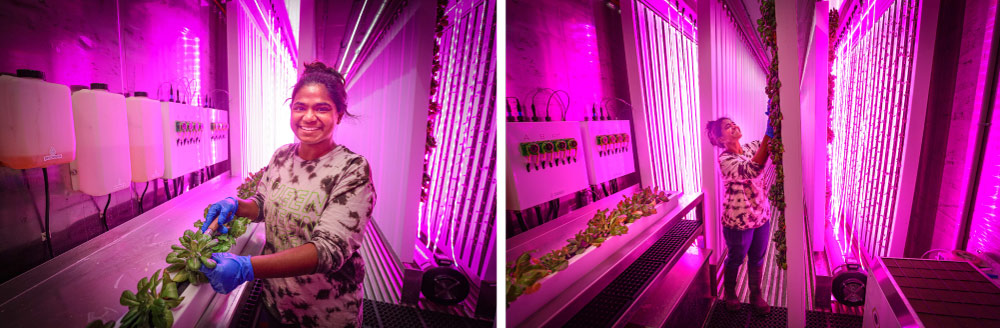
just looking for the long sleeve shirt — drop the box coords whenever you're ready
[251,143,376,328]
[718,140,770,230]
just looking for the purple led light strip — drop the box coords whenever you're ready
[418,0,496,281]
[829,0,917,259]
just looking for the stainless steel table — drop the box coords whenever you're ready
[0,172,266,327]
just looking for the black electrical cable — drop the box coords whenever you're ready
[513,211,527,233]
[41,168,53,259]
[533,206,543,227]
[101,194,111,232]
[505,97,518,121]
[139,182,149,213]
[601,183,609,197]
[545,90,569,121]
[163,178,172,201]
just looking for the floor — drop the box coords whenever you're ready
[704,300,863,328]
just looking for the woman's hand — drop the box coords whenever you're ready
[203,197,239,234]
[200,253,255,294]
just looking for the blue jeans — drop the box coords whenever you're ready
[723,219,771,269]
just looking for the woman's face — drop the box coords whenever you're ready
[290,83,339,145]
[719,118,741,143]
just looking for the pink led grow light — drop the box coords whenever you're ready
[417,0,497,282]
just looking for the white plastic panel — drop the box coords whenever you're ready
[200,107,211,167]
[506,121,589,210]
[206,108,229,165]
[125,95,165,182]
[70,89,132,196]
[580,120,636,184]
[0,74,76,169]
[161,102,203,179]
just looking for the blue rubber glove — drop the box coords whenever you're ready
[200,252,255,294]
[766,123,776,138]
[202,197,238,234]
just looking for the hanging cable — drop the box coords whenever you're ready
[101,194,111,232]
[545,90,570,121]
[163,178,172,201]
[513,211,527,234]
[533,206,544,227]
[41,168,53,259]
[139,182,149,213]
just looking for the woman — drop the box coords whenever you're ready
[199,61,376,327]
[705,115,772,314]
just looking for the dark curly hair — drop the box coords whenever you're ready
[705,116,732,148]
[291,61,353,120]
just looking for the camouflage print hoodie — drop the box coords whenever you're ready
[250,143,376,327]
[718,140,769,230]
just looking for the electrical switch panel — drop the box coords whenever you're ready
[506,122,589,211]
[205,108,229,165]
[580,120,636,184]
[161,102,204,179]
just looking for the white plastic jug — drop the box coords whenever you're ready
[0,70,76,169]
[126,92,165,182]
[70,83,132,196]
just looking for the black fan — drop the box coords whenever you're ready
[421,257,470,305]
[831,262,867,307]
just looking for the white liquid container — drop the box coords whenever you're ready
[0,70,76,169]
[126,92,165,182]
[70,83,132,196]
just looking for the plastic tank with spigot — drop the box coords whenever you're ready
[70,83,132,196]
[0,69,76,169]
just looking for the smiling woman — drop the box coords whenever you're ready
[197,61,377,328]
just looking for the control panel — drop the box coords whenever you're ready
[205,108,229,165]
[580,120,635,184]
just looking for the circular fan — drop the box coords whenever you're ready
[832,262,867,307]
[421,259,470,305]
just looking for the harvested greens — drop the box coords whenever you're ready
[117,269,184,328]
[164,230,217,285]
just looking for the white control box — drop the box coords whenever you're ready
[506,121,589,210]
[205,108,229,165]
[161,102,204,179]
[579,120,636,184]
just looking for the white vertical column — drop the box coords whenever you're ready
[774,0,807,326]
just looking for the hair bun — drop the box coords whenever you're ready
[303,61,343,80]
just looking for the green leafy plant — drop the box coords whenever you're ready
[194,204,251,253]
[506,187,671,306]
[758,0,788,270]
[99,166,269,328]
[236,167,267,200]
[117,269,184,328]
[164,230,217,285]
